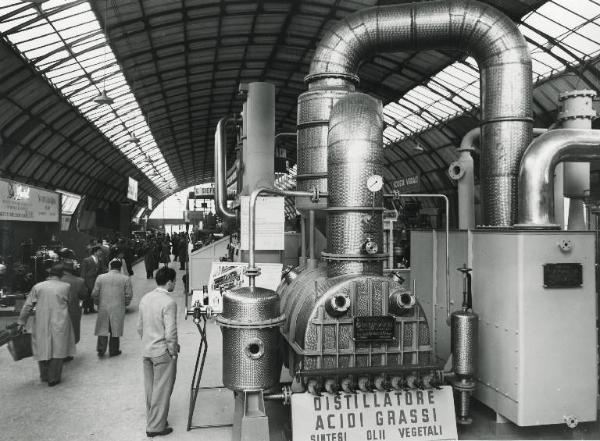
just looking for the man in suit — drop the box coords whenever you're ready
[80,246,103,314]
[61,260,85,346]
[92,259,132,357]
[137,267,178,438]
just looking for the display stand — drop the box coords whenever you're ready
[186,313,233,431]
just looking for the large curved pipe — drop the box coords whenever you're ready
[304,0,532,226]
[517,129,600,228]
[214,117,236,220]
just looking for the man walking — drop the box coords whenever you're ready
[17,264,76,386]
[92,260,132,357]
[61,260,85,345]
[80,245,103,313]
[137,267,178,438]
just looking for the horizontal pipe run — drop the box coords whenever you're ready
[297,364,442,377]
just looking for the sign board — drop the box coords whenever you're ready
[292,387,457,441]
[148,196,152,210]
[191,261,283,313]
[127,177,138,201]
[61,214,71,231]
[0,179,59,222]
[195,185,215,197]
[392,174,421,196]
[240,196,285,250]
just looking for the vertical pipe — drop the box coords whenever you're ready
[300,213,307,267]
[388,224,394,269]
[308,210,316,269]
[241,82,275,196]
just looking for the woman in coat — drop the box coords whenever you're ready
[17,264,76,386]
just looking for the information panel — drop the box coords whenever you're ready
[292,387,457,441]
[191,261,283,313]
[0,179,59,222]
[240,195,284,250]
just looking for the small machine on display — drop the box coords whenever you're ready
[186,1,599,439]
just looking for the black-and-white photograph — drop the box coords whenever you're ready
[0,1,599,440]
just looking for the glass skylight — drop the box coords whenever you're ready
[0,0,176,195]
[383,0,600,146]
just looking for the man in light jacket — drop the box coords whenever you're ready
[137,267,178,438]
[92,259,132,356]
[17,264,76,386]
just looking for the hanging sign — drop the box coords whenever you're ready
[0,179,59,222]
[148,196,153,210]
[127,177,138,201]
[292,387,457,441]
[392,174,421,196]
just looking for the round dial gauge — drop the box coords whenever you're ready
[366,174,383,192]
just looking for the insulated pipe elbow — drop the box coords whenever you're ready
[517,129,600,227]
[306,0,533,226]
[214,117,236,220]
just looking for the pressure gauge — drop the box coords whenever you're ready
[366,174,383,192]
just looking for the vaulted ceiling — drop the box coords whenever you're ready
[0,0,598,213]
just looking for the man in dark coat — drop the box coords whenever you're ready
[61,260,85,344]
[144,239,157,279]
[92,260,133,356]
[80,246,103,314]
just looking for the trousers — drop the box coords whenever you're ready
[143,352,177,433]
[38,359,64,383]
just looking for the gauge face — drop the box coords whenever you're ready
[366,174,383,192]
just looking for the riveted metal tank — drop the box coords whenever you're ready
[217,287,285,391]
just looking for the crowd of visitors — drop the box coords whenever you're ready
[14,234,182,423]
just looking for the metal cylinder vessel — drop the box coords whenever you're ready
[451,309,478,377]
[217,287,285,391]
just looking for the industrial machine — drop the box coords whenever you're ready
[185,0,600,439]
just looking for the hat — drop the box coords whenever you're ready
[62,259,75,272]
[48,263,64,278]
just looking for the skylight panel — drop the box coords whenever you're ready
[0,1,176,195]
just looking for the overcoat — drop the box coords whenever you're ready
[61,272,85,343]
[80,255,100,295]
[18,278,76,360]
[91,270,133,337]
[144,242,157,274]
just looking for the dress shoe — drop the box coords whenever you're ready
[64,356,74,362]
[97,351,105,357]
[48,381,60,387]
[89,309,97,313]
[146,427,173,437]
[109,350,122,357]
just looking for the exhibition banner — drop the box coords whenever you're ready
[292,387,457,441]
[0,179,59,222]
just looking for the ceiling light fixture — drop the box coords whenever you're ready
[127,133,140,144]
[93,0,113,106]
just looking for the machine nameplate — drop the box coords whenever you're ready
[543,263,582,288]
[354,316,396,341]
[291,387,458,441]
